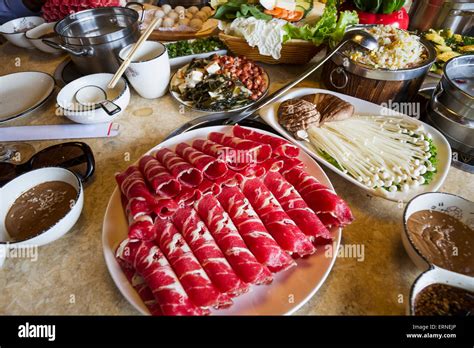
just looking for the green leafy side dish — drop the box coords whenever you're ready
[166,37,226,59]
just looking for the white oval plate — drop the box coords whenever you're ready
[259,88,452,203]
[103,125,342,315]
[0,71,55,123]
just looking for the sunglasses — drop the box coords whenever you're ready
[0,142,95,187]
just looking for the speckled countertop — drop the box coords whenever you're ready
[0,43,472,315]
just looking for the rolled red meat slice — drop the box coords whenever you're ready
[154,216,232,308]
[116,166,178,218]
[278,156,304,174]
[208,132,271,163]
[283,167,354,227]
[116,166,154,219]
[116,239,208,316]
[155,148,203,188]
[263,171,332,245]
[138,155,181,198]
[194,193,272,284]
[175,142,228,180]
[117,259,162,316]
[171,206,249,296]
[128,215,156,241]
[192,139,251,172]
[233,124,300,158]
[217,185,295,272]
[239,176,315,257]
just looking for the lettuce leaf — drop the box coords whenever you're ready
[283,0,358,46]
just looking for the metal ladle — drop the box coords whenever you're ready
[74,85,121,116]
[165,29,379,140]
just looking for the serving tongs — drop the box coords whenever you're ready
[165,29,378,140]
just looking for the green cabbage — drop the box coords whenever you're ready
[282,0,358,46]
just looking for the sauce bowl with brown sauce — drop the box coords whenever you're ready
[403,192,474,315]
[0,168,83,266]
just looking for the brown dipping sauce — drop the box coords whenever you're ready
[5,181,77,242]
[414,284,474,316]
[407,210,474,277]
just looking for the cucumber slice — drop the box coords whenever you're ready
[295,0,313,15]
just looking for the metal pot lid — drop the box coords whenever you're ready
[330,26,437,81]
[54,7,139,46]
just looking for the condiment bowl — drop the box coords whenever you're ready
[0,16,45,48]
[57,73,130,124]
[0,168,84,266]
[402,192,474,270]
[408,267,474,315]
[25,22,62,54]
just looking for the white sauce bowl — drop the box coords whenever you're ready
[0,168,84,266]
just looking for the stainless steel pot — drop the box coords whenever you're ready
[409,0,474,36]
[45,7,140,75]
[428,54,474,155]
[433,54,474,120]
[321,25,437,104]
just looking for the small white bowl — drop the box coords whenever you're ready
[25,22,62,54]
[0,16,45,48]
[0,168,84,266]
[57,73,130,124]
[402,192,474,271]
[409,267,474,315]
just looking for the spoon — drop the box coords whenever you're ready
[165,29,378,139]
[74,85,121,116]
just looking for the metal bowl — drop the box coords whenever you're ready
[321,25,437,105]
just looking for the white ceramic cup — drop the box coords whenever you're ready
[118,41,170,99]
[0,168,84,267]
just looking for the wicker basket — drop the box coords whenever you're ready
[218,33,324,65]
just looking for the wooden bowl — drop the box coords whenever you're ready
[218,33,324,65]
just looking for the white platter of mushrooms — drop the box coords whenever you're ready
[258,88,452,202]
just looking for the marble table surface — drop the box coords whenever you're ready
[0,42,472,315]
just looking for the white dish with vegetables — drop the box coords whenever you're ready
[170,54,269,112]
[259,88,452,202]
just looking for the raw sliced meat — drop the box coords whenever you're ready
[138,155,181,197]
[233,124,300,158]
[116,166,154,219]
[175,143,228,180]
[263,171,332,245]
[192,139,251,172]
[194,193,272,284]
[171,206,249,296]
[175,187,201,207]
[116,166,178,218]
[278,157,304,173]
[154,216,232,308]
[217,185,295,272]
[117,259,162,316]
[116,239,208,316]
[239,176,316,257]
[208,132,272,163]
[156,148,203,188]
[283,167,354,227]
[128,215,156,241]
